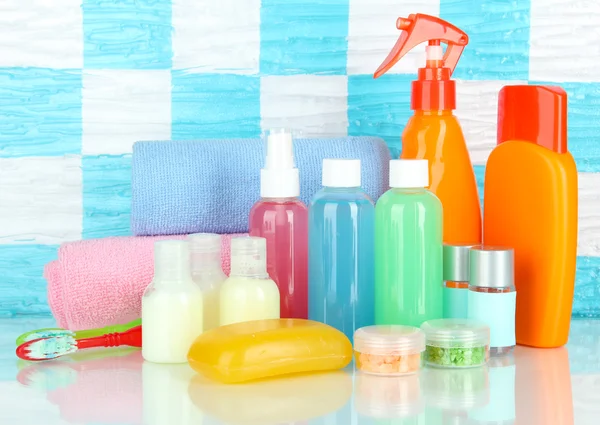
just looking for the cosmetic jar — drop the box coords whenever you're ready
[354,325,425,376]
[421,319,490,368]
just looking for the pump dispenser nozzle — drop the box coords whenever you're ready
[260,129,300,198]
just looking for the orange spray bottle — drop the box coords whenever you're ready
[484,86,578,348]
[374,13,482,245]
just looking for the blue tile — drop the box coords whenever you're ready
[83,0,172,69]
[82,155,132,239]
[573,256,600,317]
[0,68,81,157]
[260,0,349,75]
[347,74,413,157]
[541,82,600,173]
[474,164,485,206]
[440,0,530,80]
[171,72,261,139]
[0,245,58,317]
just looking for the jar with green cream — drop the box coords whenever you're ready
[421,319,490,368]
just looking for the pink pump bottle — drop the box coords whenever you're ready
[249,129,309,319]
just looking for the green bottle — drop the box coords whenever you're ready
[375,159,443,327]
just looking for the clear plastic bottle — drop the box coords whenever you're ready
[188,233,226,332]
[219,236,280,326]
[142,240,204,364]
[374,159,443,327]
[308,159,374,342]
[468,246,517,355]
[249,129,308,319]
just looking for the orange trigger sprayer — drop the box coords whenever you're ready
[374,13,482,245]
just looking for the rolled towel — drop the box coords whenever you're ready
[131,136,391,235]
[45,234,243,330]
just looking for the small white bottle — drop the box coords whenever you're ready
[188,233,226,332]
[142,240,204,363]
[220,236,280,326]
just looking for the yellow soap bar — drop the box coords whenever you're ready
[187,319,352,383]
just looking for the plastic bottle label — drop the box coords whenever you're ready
[468,290,516,348]
[443,286,468,319]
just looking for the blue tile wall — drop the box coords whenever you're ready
[83,0,172,69]
[171,72,261,139]
[0,68,82,157]
[260,0,350,75]
[0,0,598,318]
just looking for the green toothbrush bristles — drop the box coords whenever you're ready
[25,336,78,360]
[17,329,74,345]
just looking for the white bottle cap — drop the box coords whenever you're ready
[260,129,300,198]
[188,233,222,273]
[153,240,193,282]
[230,236,269,278]
[389,159,429,188]
[188,233,221,254]
[322,159,361,188]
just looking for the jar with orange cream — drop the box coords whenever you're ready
[353,326,425,376]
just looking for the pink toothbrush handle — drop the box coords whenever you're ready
[76,326,142,350]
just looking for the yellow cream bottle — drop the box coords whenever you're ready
[220,236,280,326]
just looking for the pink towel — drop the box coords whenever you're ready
[45,234,244,330]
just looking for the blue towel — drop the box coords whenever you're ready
[131,137,391,235]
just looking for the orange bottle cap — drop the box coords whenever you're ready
[497,85,568,153]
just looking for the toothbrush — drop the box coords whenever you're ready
[16,326,142,361]
[15,318,142,346]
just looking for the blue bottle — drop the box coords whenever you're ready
[308,159,375,342]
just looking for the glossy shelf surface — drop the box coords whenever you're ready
[2,317,599,424]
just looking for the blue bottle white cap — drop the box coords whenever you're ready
[389,159,429,188]
[322,159,361,188]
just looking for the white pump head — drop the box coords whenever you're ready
[260,129,300,198]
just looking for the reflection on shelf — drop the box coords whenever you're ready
[17,347,143,424]
[469,354,516,425]
[422,365,490,425]
[355,372,423,423]
[188,370,353,425]
[514,346,573,425]
[11,343,576,425]
[143,361,204,425]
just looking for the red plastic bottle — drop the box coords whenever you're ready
[249,129,308,319]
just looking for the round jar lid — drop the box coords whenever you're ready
[354,325,425,355]
[421,319,490,348]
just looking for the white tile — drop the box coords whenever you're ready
[530,0,600,82]
[347,0,440,75]
[455,80,528,165]
[261,75,349,137]
[0,156,82,244]
[578,172,600,257]
[0,0,82,68]
[82,70,171,155]
[172,0,261,74]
